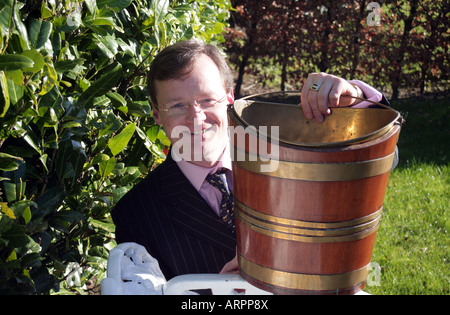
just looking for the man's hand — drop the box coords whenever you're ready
[300,72,362,122]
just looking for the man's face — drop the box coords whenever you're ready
[153,54,234,167]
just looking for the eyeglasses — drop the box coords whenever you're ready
[159,94,228,116]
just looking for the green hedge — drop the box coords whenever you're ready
[0,0,231,294]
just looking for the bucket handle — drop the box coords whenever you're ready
[341,95,404,125]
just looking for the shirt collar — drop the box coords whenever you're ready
[173,144,232,192]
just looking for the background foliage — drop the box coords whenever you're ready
[0,0,231,294]
[224,0,449,99]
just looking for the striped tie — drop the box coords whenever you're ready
[205,170,235,233]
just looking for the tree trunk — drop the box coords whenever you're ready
[390,1,418,100]
[350,0,367,77]
[234,22,256,98]
[235,53,249,99]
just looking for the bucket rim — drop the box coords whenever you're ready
[229,91,402,148]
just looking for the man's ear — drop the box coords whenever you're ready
[227,89,235,104]
[153,107,162,125]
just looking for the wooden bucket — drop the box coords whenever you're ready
[228,92,402,295]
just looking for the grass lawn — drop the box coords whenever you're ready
[365,94,449,295]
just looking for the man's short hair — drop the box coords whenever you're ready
[147,39,234,109]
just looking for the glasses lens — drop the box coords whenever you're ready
[165,95,227,116]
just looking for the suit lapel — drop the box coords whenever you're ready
[157,154,236,253]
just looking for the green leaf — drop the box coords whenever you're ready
[4,69,23,85]
[108,123,136,156]
[1,225,29,248]
[39,62,58,95]
[85,0,97,15]
[21,50,45,75]
[135,125,162,156]
[0,157,19,171]
[2,160,26,203]
[106,92,126,107]
[34,186,65,220]
[0,0,30,50]
[96,0,132,12]
[55,139,87,181]
[84,16,115,27]
[99,156,116,178]
[0,70,10,117]
[80,64,122,108]
[62,121,82,129]
[0,152,23,161]
[152,0,170,25]
[39,154,49,173]
[54,58,85,74]
[16,123,43,155]
[22,206,31,224]
[0,55,34,71]
[0,202,16,219]
[6,77,24,106]
[28,19,52,50]
[9,200,37,221]
[93,34,118,58]
[89,218,116,233]
[0,0,14,36]
[91,153,110,165]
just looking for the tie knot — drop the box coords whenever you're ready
[205,171,229,194]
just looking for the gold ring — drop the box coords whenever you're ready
[310,83,320,91]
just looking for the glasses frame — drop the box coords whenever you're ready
[159,94,229,116]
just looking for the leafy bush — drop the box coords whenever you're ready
[0,0,231,294]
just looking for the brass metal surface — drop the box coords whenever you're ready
[230,92,401,147]
[238,253,370,291]
[233,148,395,181]
[236,203,381,243]
[235,198,383,229]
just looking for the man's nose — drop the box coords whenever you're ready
[185,102,206,121]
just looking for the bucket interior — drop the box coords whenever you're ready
[232,99,400,147]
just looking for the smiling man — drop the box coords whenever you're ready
[111,39,387,280]
[152,52,233,166]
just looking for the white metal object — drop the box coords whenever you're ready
[101,242,370,295]
[164,273,272,295]
[100,242,271,295]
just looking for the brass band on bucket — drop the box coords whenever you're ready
[238,253,370,291]
[233,148,395,181]
[235,199,382,243]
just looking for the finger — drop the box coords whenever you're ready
[307,90,324,122]
[331,81,357,107]
[300,74,315,120]
[219,255,239,274]
[328,80,344,107]
[316,79,334,115]
[308,77,335,122]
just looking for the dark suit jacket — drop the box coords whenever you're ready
[111,153,236,280]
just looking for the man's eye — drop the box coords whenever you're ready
[170,103,187,109]
[199,99,215,106]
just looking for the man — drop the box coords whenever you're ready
[111,39,388,280]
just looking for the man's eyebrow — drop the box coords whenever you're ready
[165,92,220,103]
[164,96,185,103]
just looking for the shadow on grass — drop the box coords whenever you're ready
[390,93,450,169]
